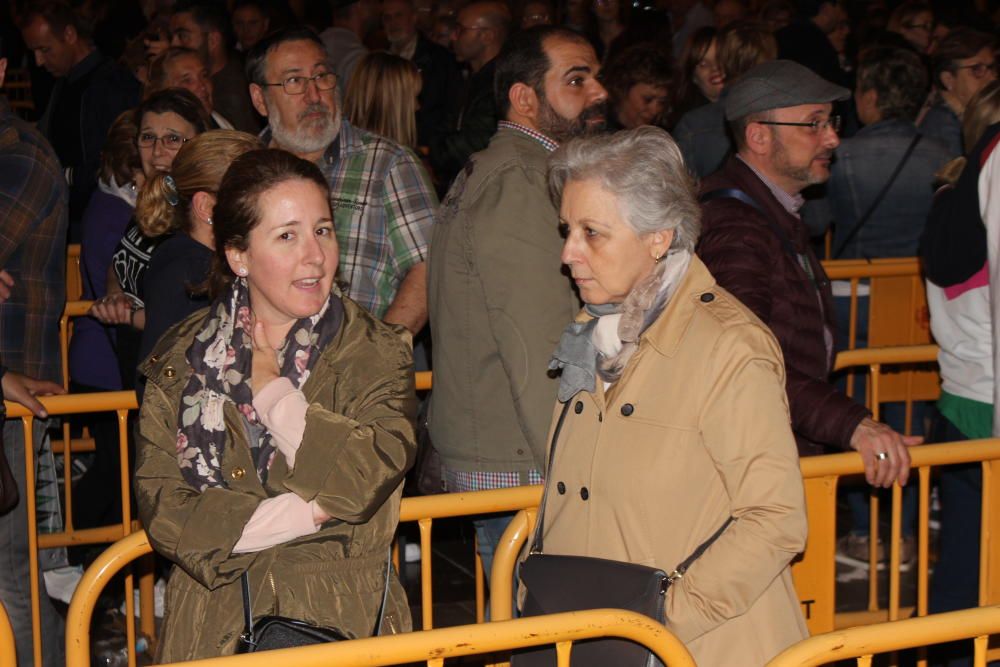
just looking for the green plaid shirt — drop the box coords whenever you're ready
[302,120,437,318]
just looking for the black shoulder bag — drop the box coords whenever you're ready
[514,402,734,667]
[236,548,393,653]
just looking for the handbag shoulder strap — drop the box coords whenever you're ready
[239,545,394,644]
[700,188,798,266]
[833,133,922,258]
[528,400,574,555]
[528,397,735,575]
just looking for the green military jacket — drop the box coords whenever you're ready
[135,296,417,661]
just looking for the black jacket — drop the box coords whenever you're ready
[427,58,498,188]
[412,33,461,148]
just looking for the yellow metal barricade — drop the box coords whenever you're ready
[767,604,1000,667]
[821,258,938,412]
[7,391,150,667]
[0,600,16,667]
[490,439,1000,640]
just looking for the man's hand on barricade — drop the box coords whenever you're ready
[849,417,922,488]
[1,371,66,418]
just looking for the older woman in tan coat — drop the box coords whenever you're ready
[533,127,808,665]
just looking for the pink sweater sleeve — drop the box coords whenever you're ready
[232,493,320,553]
[253,377,309,468]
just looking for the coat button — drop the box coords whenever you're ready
[574,401,584,414]
[150,355,160,364]
[231,467,245,480]
[621,403,634,416]
[164,366,176,378]
[557,482,566,494]
[516,448,524,455]
[580,487,589,500]
[700,293,715,303]
[598,412,603,422]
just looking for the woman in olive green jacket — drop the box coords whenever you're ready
[134,149,416,661]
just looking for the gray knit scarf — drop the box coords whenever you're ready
[549,249,692,402]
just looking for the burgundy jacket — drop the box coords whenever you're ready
[697,156,869,456]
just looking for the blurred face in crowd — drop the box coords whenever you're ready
[713,0,745,28]
[164,52,214,113]
[898,10,933,52]
[250,39,341,158]
[451,5,489,64]
[233,5,270,51]
[536,36,608,142]
[21,15,83,77]
[137,111,198,177]
[383,0,419,47]
[521,1,552,28]
[559,179,670,305]
[754,103,840,193]
[827,17,850,55]
[693,39,724,102]
[592,0,620,23]
[617,82,669,128]
[943,47,998,109]
[226,178,339,336]
[170,11,208,53]
[431,18,455,48]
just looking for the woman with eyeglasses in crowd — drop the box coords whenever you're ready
[89,88,209,390]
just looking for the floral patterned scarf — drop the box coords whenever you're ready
[176,277,343,492]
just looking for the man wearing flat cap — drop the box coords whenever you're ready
[697,60,920,490]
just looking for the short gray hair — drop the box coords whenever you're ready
[548,127,701,252]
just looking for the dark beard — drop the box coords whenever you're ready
[537,96,608,143]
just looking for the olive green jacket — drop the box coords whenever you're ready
[135,297,417,661]
[427,127,580,474]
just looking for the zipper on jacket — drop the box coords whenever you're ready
[267,569,278,615]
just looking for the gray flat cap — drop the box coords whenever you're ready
[723,60,851,121]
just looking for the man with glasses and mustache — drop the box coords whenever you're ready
[698,60,921,497]
[427,26,607,582]
[248,26,436,336]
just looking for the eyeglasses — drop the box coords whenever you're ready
[454,22,486,35]
[756,115,842,134]
[902,21,934,31]
[956,62,997,79]
[261,72,338,95]
[137,132,189,150]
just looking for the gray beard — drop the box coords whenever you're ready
[270,102,342,157]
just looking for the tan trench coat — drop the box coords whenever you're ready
[537,256,809,666]
[135,297,417,661]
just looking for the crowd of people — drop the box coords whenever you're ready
[1,0,999,664]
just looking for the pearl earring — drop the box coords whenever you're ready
[207,217,213,225]
[238,267,248,276]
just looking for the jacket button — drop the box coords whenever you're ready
[700,293,715,303]
[516,448,524,455]
[557,482,566,494]
[580,487,589,500]
[150,355,160,364]
[164,366,176,378]
[621,403,634,416]
[231,467,245,480]
[574,401,584,414]
[598,412,603,422]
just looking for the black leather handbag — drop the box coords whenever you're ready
[513,402,733,667]
[236,550,391,653]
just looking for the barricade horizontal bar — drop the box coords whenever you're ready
[766,604,1000,666]
[38,525,129,549]
[154,609,696,667]
[799,439,1000,478]
[833,344,939,371]
[5,391,138,418]
[64,300,92,318]
[822,258,921,279]
[399,484,541,522]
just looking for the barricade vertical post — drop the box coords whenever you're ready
[889,483,903,621]
[419,518,433,630]
[22,416,43,667]
[491,509,533,623]
[0,601,14,667]
[792,475,838,635]
[475,537,485,624]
